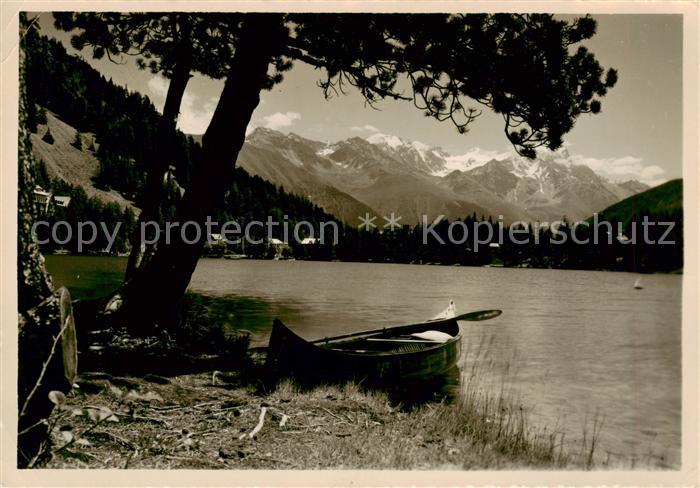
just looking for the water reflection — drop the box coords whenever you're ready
[387,365,460,408]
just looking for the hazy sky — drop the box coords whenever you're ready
[37,13,682,185]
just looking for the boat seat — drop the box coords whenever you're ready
[410,330,453,343]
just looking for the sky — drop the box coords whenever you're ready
[36,13,682,186]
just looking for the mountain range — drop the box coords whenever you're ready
[224,128,650,225]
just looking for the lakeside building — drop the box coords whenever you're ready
[33,185,71,215]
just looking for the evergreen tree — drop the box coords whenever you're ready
[54,13,239,278]
[41,127,54,144]
[36,104,47,125]
[41,13,619,333]
[72,131,82,150]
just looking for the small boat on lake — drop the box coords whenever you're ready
[266,303,501,384]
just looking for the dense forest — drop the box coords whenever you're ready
[23,31,683,273]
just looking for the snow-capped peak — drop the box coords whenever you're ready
[410,140,430,152]
[433,147,513,176]
[510,157,543,178]
[366,132,405,149]
[366,132,440,167]
[316,143,336,157]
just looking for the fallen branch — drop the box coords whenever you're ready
[151,404,188,411]
[19,314,71,419]
[241,406,267,440]
[193,401,219,409]
[321,407,342,421]
[266,407,289,427]
[18,417,48,436]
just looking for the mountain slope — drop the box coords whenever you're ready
[596,179,682,224]
[230,128,651,224]
[443,150,648,222]
[31,110,137,211]
[196,130,380,224]
[24,33,349,238]
[238,129,497,224]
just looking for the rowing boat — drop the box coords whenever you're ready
[266,304,501,384]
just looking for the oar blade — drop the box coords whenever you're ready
[454,309,502,322]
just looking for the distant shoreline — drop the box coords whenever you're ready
[45,252,683,275]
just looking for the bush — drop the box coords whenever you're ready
[179,292,251,359]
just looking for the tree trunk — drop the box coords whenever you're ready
[18,16,78,466]
[124,21,193,280]
[119,14,284,332]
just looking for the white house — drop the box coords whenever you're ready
[53,195,71,208]
[33,186,52,214]
[33,186,70,214]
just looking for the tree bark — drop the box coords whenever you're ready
[124,19,193,280]
[119,14,284,332]
[18,17,78,466]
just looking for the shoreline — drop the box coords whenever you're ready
[41,370,595,470]
[39,366,676,470]
[32,288,680,471]
[45,253,684,275]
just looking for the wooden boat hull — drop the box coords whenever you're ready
[266,317,462,384]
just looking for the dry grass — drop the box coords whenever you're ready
[39,364,598,470]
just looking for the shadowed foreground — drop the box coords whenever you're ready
[40,370,607,470]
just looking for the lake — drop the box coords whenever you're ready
[45,255,682,468]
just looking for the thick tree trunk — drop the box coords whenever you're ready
[119,14,284,332]
[125,23,193,280]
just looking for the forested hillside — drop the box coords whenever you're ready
[598,179,682,226]
[23,31,344,256]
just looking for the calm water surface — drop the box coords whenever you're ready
[46,256,682,467]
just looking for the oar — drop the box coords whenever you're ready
[450,309,502,322]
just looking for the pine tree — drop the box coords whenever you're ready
[36,105,47,125]
[57,13,618,333]
[41,127,54,144]
[72,131,82,150]
[54,13,238,278]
